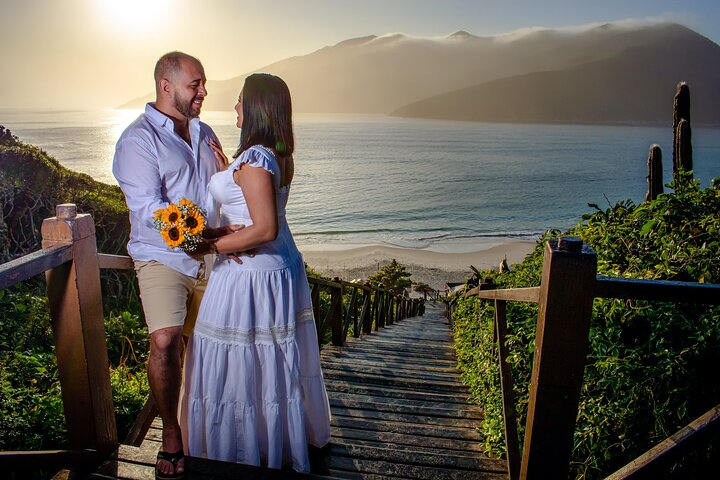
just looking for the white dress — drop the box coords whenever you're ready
[181,145,331,473]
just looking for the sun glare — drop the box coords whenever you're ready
[98,0,170,33]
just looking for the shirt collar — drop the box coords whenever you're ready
[145,102,174,131]
[145,102,200,129]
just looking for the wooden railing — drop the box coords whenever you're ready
[0,204,117,473]
[0,204,422,471]
[458,236,720,480]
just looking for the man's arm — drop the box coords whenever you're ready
[113,137,167,228]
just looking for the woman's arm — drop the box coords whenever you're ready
[214,164,278,254]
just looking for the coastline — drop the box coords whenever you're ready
[299,239,537,291]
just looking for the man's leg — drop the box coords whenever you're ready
[149,326,185,476]
[135,261,195,477]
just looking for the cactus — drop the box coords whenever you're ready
[672,82,692,176]
[645,144,663,201]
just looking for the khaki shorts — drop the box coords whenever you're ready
[134,260,207,336]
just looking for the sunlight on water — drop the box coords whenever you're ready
[2,109,719,252]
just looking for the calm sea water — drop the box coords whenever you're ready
[2,109,720,252]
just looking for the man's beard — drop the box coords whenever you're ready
[174,93,201,118]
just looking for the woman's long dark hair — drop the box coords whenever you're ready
[233,73,294,159]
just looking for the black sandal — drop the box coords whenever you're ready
[155,449,185,480]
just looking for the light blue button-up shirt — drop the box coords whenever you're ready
[113,103,221,277]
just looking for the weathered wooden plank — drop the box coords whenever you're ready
[328,456,507,480]
[521,239,597,479]
[323,362,462,383]
[324,381,470,404]
[595,276,720,304]
[309,276,343,289]
[325,469,409,480]
[328,345,457,363]
[495,300,520,480]
[97,253,133,270]
[0,449,101,469]
[467,286,540,303]
[123,395,157,446]
[605,404,720,480]
[330,427,484,453]
[0,244,72,290]
[329,443,506,472]
[329,437,488,461]
[330,406,479,428]
[42,209,117,455]
[358,337,455,352]
[320,354,460,374]
[322,370,467,393]
[327,392,484,419]
[110,444,342,479]
[331,415,483,441]
[322,348,458,367]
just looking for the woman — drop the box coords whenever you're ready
[181,73,331,473]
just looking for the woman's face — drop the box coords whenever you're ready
[234,95,243,129]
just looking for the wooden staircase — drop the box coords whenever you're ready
[93,303,507,479]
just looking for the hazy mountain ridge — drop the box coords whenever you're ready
[119,21,720,125]
[394,24,720,125]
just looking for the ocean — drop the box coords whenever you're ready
[2,109,719,253]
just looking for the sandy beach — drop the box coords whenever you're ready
[300,239,537,292]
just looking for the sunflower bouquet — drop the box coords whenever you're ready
[153,198,207,251]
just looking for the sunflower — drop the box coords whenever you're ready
[178,198,193,208]
[161,226,184,248]
[160,204,182,225]
[183,209,206,236]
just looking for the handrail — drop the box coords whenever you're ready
[459,237,720,479]
[605,404,720,479]
[97,253,133,270]
[0,204,117,475]
[0,245,73,290]
[468,286,540,303]
[595,275,720,304]
[0,449,101,470]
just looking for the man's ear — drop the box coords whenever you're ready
[159,78,172,96]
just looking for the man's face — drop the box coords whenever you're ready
[171,59,207,119]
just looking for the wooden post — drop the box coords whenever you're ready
[361,287,373,335]
[672,82,692,176]
[520,237,597,479]
[495,300,521,480]
[386,296,394,325]
[331,279,344,346]
[377,291,385,329]
[645,144,663,202]
[41,204,118,455]
[371,288,380,331]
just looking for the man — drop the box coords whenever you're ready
[113,51,229,480]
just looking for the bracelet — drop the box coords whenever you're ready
[211,242,219,254]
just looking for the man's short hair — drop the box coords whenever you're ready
[154,51,201,84]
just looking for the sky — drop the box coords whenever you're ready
[1,0,720,110]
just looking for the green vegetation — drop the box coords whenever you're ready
[0,126,146,451]
[368,258,412,296]
[452,174,720,478]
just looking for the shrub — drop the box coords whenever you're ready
[453,178,720,478]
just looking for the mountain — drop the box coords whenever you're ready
[392,24,720,125]
[119,22,720,125]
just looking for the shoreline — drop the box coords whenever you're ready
[299,239,537,291]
